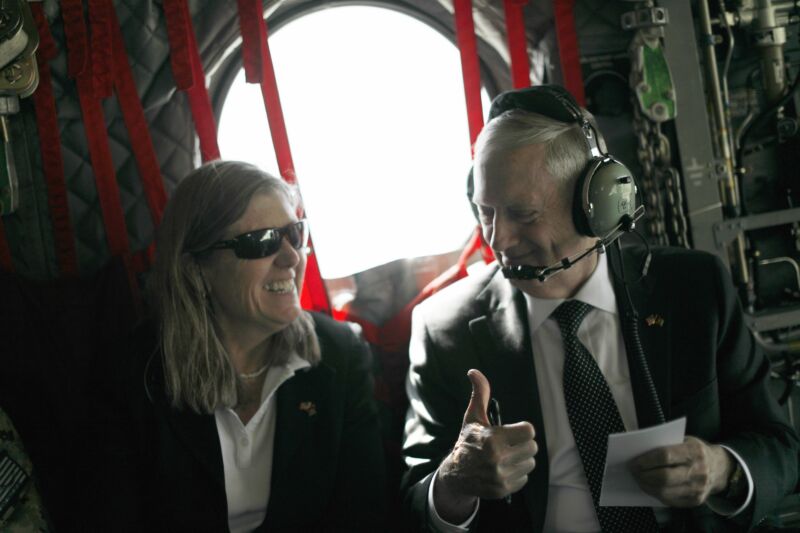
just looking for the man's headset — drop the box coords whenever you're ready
[479,85,645,281]
[484,87,666,423]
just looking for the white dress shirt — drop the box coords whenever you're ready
[214,353,310,533]
[428,253,752,532]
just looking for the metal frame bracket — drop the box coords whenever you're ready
[713,207,800,247]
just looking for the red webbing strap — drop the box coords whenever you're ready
[299,247,331,313]
[162,0,193,90]
[553,0,586,106]
[236,0,331,314]
[31,3,79,276]
[332,227,492,350]
[129,242,156,274]
[481,238,495,263]
[0,221,12,271]
[504,0,531,88]
[412,227,486,303]
[236,0,264,84]
[109,5,167,226]
[63,2,130,257]
[183,1,220,162]
[162,0,220,162]
[299,242,331,315]
[77,77,130,257]
[453,2,494,272]
[453,0,484,152]
[61,0,88,77]
[88,0,113,98]
[364,232,484,350]
[239,1,296,183]
[455,226,484,276]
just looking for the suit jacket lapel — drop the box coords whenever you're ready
[609,247,672,429]
[264,362,335,529]
[468,269,549,532]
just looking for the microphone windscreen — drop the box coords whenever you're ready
[501,265,545,280]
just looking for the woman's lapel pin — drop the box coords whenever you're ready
[645,314,665,327]
[298,401,317,416]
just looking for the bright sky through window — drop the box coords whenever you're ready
[219,6,491,279]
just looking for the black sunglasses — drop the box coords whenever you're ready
[207,220,309,259]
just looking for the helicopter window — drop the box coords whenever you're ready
[218,5,491,279]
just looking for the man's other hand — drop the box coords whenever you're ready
[434,369,537,523]
[630,436,734,507]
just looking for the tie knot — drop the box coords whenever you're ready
[552,300,592,337]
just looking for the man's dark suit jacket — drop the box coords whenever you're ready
[87,312,386,532]
[402,246,799,532]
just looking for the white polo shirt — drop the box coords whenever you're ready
[214,353,310,533]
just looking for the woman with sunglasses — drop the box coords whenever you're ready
[89,160,386,532]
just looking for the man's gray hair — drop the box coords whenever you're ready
[149,160,320,414]
[474,109,590,191]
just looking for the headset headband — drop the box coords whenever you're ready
[487,85,602,157]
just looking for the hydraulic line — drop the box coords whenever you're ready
[698,0,750,286]
[718,0,738,175]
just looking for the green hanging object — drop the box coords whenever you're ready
[631,34,677,122]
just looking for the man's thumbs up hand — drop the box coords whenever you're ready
[463,369,491,426]
[433,370,538,524]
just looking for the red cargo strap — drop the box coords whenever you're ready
[236,0,331,314]
[553,0,586,106]
[236,0,297,184]
[453,0,484,152]
[162,0,220,162]
[456,226,488,275]
[88,0,113,98]
[504,0,531,88]
[333,227,494,351]
[453,1,494,273]
[31,3,79,276]
[162,0,193,89]
[63,1,130,257]
[299,241,330,315]
[236,0,264,84]
[61,0,88,77]
[109,6,167,226]
[77,76,130,257]
[413,226,492,302]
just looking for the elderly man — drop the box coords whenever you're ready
[402,85,798,532]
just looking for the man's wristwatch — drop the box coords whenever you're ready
[724,461,747,503]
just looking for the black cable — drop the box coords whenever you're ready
[614,239,665,424]
[777,354,796,405]
[627,229,652,282]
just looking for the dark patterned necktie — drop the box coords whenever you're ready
[553,300,659,533]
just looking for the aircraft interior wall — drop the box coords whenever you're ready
[0,0,798,530]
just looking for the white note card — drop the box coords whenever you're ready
[599,417,687,507]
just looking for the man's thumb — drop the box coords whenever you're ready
[463,369,491,426]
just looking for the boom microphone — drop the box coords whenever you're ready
[501,208,643,283]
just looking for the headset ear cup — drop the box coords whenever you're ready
[572,168,594,237]
[582,157,638,237]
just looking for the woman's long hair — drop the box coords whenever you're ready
[149,160,320,413]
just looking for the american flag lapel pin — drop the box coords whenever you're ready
[645,314,665,327]
[298,401,317,416]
